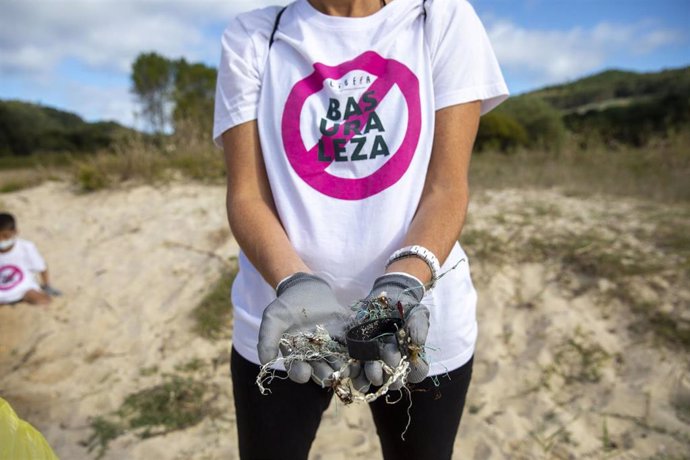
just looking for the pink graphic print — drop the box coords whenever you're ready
[0,264,24,291]
[281,51,421,200]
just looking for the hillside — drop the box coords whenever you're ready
[0,100,134,156]
[477,65,690,150]
[530,66,690,113]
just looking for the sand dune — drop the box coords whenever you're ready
[0,182,688,459]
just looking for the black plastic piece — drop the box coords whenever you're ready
[346,318,404,361]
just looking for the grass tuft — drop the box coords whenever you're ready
[75,163,110,192]
[543,329,610,386]
[523,233,662,280]
[70,129,225,192]
[460,228,508,265]
[192,258,238,341]
[82,416,124,460]
[83,373,216,459]
[118,375,210,438]
[626,300,690,350]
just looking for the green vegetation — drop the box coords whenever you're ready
[119,375,210,437]
[83,417,122,460]
[139,365,159,377]
[470,130,690,203]
[2,60,688,198]
[131,52,176,134]
[601,417,615,453]
[1,51,221,192]
[175,358,207,373]
[192,258,238,341]
[83,260,236,459]
[459,228,507,265]
[670,373,690,425]
[71,130,225,192]
[486,95,566,152]
[545,329,611,385]
[543,221,690,350]
[627,302,690,351]
[0,169,56,193]
[564,90,689,147]
[526,410,577,454]
[0,100,132,156]
[474,66,690,152]
[522,231,661,280]
[131,52,216,136]
[84,374,215,459]
[475,111,528,152]
[462,198,690,351]
[532,67,690,112]
[172,60,216,135]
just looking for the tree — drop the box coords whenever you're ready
[131,52,175,134]
[171,59,217,138]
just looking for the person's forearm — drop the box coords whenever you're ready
[386,185,468,285]
[227,196,310,288]
[386,101,480,285]
[223,121,310,289]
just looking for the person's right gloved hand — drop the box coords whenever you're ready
[350,273,430,392]
[258,272,352,386]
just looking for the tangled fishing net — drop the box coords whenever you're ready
[256,293,419,405]
[256,259,465,405]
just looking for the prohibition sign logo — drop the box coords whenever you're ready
[0,264,23,291]
[281,51,421,200]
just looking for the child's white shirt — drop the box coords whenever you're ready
[0,238,46,303]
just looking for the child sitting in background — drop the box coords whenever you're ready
[0,212,60,305]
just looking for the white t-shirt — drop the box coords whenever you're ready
[214,0,508,375]
[0,238,46,303]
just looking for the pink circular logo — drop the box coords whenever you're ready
[281,51,421,200]
[0,264,23,291]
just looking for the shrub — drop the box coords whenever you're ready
[495,95,566,151]
[476,111,529,152]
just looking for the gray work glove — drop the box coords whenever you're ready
[258,273,352,386]
[41,284,62,296]
[350,273,430,391]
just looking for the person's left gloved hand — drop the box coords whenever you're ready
[349,273,430,392]
[41,285,62,297]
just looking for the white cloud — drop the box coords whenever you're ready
[487,19,684,85]
[0,0,287,126]
[0,0,285,76]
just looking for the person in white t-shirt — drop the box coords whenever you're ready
[214,0,508,458]
[0,213,60,305]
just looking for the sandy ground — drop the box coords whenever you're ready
[0,181,688,459]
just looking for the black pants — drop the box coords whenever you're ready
[231,348,473,460]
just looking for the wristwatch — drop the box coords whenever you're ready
[385,245,440,289]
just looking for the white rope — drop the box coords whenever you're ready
[256,326,411,404]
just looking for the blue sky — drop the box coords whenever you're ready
[1,0,688,129]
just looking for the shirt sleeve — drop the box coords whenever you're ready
[426,0,509,114]
[212,16,264,148]
[24,241,46,273]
